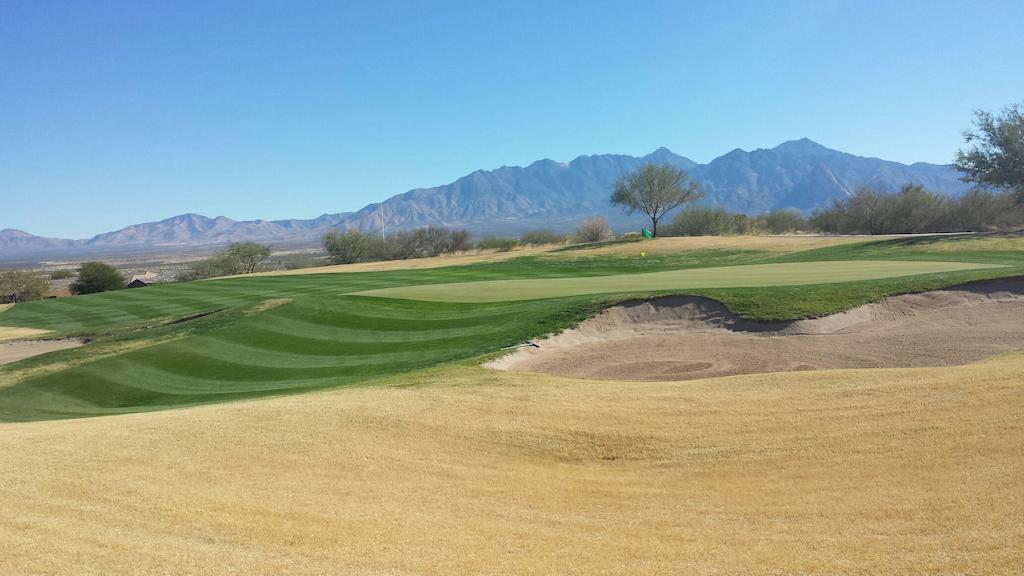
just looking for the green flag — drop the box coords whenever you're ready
[641,228,653,238]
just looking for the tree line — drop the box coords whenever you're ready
[177,242,273,281]
[652,184,1024,237]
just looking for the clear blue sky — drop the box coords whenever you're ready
[3,0,1022,238]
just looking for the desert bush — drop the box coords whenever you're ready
[475,236,519,252]
[176,255,233,281]
[668,206,737,236]
[809,183,1023,234]
[418,225,472,256]
[176,242,273,281]
[0,269,51,303]
[952,189,1024,231]
[759,209,807,234]
[278,254,325,270]
[519,230,567,245]
[48,269,75,280]
[324,225,474,262]
[323,230,370,264]
[886,185,952,232]
[70,262,125,295]
[574,217,612,243]
[224,242,272,274]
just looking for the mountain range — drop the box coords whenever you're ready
[1,139,969,259]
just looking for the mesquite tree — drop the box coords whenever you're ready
[610,164,701,237]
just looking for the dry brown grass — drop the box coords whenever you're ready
[248,298,293,313]
[0,326,52,343]
[0,303,12,314]
[560,235,891,256]
[250,245,554,277]
[2,355,1022,575]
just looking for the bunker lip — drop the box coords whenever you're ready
[486,277,1024,381]
[0,338,88,366]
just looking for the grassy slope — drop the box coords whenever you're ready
[0,233,1022,421]
[2,356,1021,574]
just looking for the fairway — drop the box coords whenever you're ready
[356,260,1001,302]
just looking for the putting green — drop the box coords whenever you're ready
[355,260,1002,302]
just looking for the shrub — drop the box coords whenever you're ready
[48,269,75,280]
[176,243,273,281]
[0,269,51,303]
[177,254,235,281]
[323,230,370,264]
[519,230,568,246]
[952,189,1024,231]
[321,225,473,263]
[574,217,612,243]
[223,242,272,274]
[70,262,125,295]
[417,225,472,257]
[808,183,1023,234]
[759,209,806,234]
[475,236,519,252]
[668,206,737,236]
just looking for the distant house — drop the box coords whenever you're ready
[126,278,148,288]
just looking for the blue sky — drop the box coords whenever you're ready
[2,0,1022,238]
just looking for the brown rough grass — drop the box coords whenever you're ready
[564,234,891,256]
[2,356,1022,575]
[250,246,553,277]
[0,303,12,314]
[0,326,52,343]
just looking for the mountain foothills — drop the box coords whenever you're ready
[1,139,969,257]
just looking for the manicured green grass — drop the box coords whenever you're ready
[353,260,1000,302]
[0,296,599,421]
[1,233,1021,422]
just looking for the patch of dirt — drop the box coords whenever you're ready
[0,338,86,366]
[249,298,293,313]
[487,278,1024,381]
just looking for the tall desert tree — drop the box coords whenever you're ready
[954,102,1024,202]
[70,262,125,295]
[323,230,369,264]
[224,242,272,274]
[0,269,51,303]
[610,164,701,236]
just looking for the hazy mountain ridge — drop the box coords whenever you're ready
[1,139,969,258]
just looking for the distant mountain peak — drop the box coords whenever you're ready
[772,138,831,156]
[642,147,698,170]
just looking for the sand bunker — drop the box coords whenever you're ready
[0,338,85,366]
[488,278,1024,381]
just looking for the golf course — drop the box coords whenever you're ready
[1,234,1023,574]
[0,235,1018,422]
